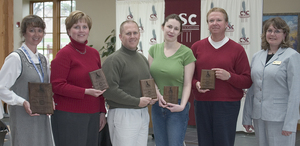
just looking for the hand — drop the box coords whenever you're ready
[243,89,247,97]
[23,101,40,116]
[99,113,107,132]
[195,81,210,93]
[157,95,168,108]
[166,103,185,112]
[212,68,231,80]
[243,125,254,132]
[85,88,106,97]
[138,97,151,107]
[52,100,56,110]
[46,100,56,116]
[149,98,158,105]
[282,130,292,136]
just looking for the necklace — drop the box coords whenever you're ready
[71,43,86,54]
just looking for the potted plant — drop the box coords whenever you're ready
[99,29,116,57]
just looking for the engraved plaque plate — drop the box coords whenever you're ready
[140,79,157,99]
[89,69,109,91]
[200,69,215,90]
[163,86,178,104]
[28,82,53,114]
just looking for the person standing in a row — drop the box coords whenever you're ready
[191,7,252,146]
[102,20,153,146]
[0,15,53,146]
[50,10,107,146]
[243,17,300,146]
[148,14,195,146]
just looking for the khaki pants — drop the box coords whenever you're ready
[107,107,149,146]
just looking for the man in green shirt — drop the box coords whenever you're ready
[102,20,153,146]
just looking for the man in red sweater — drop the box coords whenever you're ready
[191,7,252,146]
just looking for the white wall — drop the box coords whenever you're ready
[76,0,116,61]
[263,0,300,13]
[13,0,30,50]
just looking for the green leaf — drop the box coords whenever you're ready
[100,29,116,57]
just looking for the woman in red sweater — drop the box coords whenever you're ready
[191,7,252,146]
[50,10,106,146]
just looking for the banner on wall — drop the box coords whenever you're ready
[116,0,262,127]
[165,0,201,48]
[116,0,165,58]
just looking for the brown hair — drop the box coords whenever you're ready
[119,20,139,34]
[20,15,46,43]
[162,14,183,32]
[206,7,228,23]
[261,17,291,50]
[65,10,92,34]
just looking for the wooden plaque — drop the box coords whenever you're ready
[200,69,215,90]
[140,79,157,99]
[163,86,178,104]
[89,69,109,91]
[28,82,53,114]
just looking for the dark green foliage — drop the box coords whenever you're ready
[100,29,116,57]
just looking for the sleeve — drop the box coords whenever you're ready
[99,96,107,113]
[0,52,26,106]
[183,47,196,66]
[242,85,254,125]
[148,44,155,58]
[50,49,85,99]
[227,45,252,89]
[191,42,199,89]
[45,55,51,83]
[102,56,140,107]
[283,52,300,132]
[97,52,106,113]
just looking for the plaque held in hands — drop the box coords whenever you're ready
[163,86,178,104]
[140,79,157,99]
[200,69,215,90]
[28,82,54,114]
[89,69,109,91]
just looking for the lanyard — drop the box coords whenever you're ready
[21,46,44,83]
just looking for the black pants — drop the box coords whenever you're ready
[51,110,100,146]
[98,123,112,146]
[194,100,240,146]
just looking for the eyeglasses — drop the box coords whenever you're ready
[266,29,283,34]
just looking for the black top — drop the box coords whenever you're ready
[266,54,274,63]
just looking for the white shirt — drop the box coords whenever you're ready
[208,36,229,49]
[0,43,50,119]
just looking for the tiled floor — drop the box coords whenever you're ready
[147,126,300,146]
[1,117,300,146]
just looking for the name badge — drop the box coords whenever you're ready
[272,61,281,65]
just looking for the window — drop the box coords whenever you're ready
[60,1,76,49]
[31,0,76,61]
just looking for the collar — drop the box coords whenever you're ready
[69,36,88,52]
[208,36,229,49]
[264,47,286,66]
[20,43,40,63]
[120,45,138,55]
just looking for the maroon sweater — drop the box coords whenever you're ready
[51,37,106,113]
[191,38,252,101]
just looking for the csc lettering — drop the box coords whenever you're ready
[240,37,249,43]
[240,11,249,16]
[179,13,197,25]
